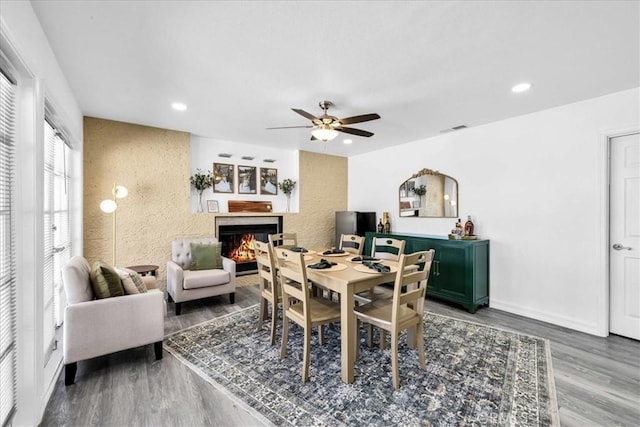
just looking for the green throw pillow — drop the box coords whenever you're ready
[190,242,222,270]
[90,260,125,299]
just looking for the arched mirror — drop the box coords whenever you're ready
[399,168,458,218]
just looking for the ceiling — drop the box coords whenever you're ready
[31,1,639,157]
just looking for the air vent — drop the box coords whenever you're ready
[264,159,276,163]
[218,153,232,158]
[439,124,468,133]
[241,156,255,161]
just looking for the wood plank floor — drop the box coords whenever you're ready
[41,284,640,426]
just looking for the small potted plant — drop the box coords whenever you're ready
[413,185,427,196]
[190,169,212,212]
[278,178,296,212]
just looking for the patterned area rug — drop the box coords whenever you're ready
[164,305,559,426]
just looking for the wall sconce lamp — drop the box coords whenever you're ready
[100,184,128,265]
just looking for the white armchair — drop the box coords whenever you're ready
[167,237,236,315]
[61,256,165,385]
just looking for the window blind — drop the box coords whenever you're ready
[0,67,17,427]
[43,120,71,364]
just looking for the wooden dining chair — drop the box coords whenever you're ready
[253,240,280,345]
[354,249,434,389]
[371,236,406,261]
[338,234,365,255]
[268,232,298,249]
[356,236,408,311]
[275,247,341,382]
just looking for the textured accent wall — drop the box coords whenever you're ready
[83,118,347,283]
[286,150,348,249]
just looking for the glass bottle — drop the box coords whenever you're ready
[383,217,391,234]
[377,218,384,233]
[455,218,463,235]
[464,215,475,236]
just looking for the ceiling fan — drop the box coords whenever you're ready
[267,100,381,142]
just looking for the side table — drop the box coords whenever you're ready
[126,264,159,277]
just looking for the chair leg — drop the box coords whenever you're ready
[64,362,77,386]
[154,341,163,360]
[257,298,266,332]
[229,292,235,304]
[416,322,426,370]
[302,326,311,382]
[355,320,361,360]
[318,325,324,346]
[175,302,182,316]
[269,304,277,346]
[380,330,387,350]
[391,332,400,389]
[367,324,374,348]
[280,316,289,360]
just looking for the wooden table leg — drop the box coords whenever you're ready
[340,289,355,383]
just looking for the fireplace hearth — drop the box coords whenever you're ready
[215,216,283,274]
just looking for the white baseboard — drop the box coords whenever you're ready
[490,298,604,337]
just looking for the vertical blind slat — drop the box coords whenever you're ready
[0,67,17,427]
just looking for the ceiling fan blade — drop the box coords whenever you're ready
[266,125,313,129]
[338,113,381,125]
[292,108,319,122]
[335,126,374,138]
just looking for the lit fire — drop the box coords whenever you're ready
[229,234,257,263]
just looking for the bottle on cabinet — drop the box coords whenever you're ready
[382,211,391,234]
[455,218,463,235]
[377,218,384,233]
[464,215,475,236]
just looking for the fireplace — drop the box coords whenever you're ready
[215,216,282,274]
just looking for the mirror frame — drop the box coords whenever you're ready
[399,168,459,218]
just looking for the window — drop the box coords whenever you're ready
[43,120,71,363]
[0,67,17,427]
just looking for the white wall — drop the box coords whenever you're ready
[349,88,639,336]
[1,2,83,426]
[190,136,299,213]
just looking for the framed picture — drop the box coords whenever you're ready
[237,165,257,194]
[259,167,278,195]
[213,163,234,193]
[207,200,219,213]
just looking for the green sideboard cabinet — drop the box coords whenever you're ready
[364,232,490,313]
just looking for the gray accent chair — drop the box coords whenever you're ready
[166,237,236,315]
[61,256,165,386]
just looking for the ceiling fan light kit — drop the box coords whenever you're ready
[268,100,381,143]
[311,125,339,142]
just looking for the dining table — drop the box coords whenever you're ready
[301,249,400,384]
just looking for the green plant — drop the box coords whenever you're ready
[190,169,213,193]
[413,184,427,196]
[278,178,296,196]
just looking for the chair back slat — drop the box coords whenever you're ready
[339,234,365,255]
[391,249,435,321]
[275,247,309,306]
[254,240,277,295]
[268,233,298,249]
[372,237,406,261]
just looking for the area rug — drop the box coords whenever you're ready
[164,305,559,426]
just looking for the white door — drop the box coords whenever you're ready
[609,132,640,340]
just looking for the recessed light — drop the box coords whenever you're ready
[511,83,532,93]
[343,139,353,145]
[171,102,187,111]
